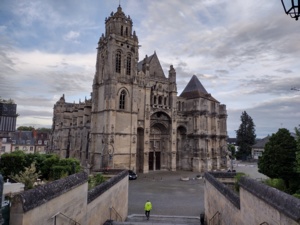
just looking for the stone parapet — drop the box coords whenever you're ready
[13,172,88,213]
[205,172,240,209]
[239,176,300,222]
[88,170,127,203]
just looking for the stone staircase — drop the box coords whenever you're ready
[111,214,201,225]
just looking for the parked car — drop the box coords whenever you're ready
[128,170,137,180]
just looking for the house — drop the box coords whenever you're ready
[251,136,270,159]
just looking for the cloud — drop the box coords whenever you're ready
[275,69,293,74]
[215,70,229,74]
[0,0,299,137]
[63,31,80,42]
[228,95,300,137]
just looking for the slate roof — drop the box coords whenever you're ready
[252,136,270,148]
[180,75,219,102]
[11,131,35,145]
[137,52,166,78]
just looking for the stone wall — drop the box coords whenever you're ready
[87,170,128,225]
[10,170,128,225]
[204,172,241,225]
[204,172,300,225]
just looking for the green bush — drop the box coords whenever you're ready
[0,151,26,177]
[51,165,69,180]
[41,155,60,180]
[234,173,246,192]
[0,152,81,182]
[293,193,300,199]
[88,173,106,189]
[264,178,286,192]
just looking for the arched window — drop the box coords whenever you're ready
[125,27,128,36]
[164,97,167,105]
[182,102,185,111]
[121,26,123,36]
[119,90,126,109]
[115,51,121,73]
[126,55,131,75]
[154,96,157,104]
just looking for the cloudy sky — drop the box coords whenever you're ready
[0,0,299,138]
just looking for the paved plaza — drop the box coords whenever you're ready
[128,162,268,218]
[128,170,205,217]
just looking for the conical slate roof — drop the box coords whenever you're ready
[180,75,219,102]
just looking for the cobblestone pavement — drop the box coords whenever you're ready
[128,170,205,217]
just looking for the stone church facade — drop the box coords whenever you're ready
[49,6,228,173]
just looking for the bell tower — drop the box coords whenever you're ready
[94,5,139,84]
[90,5,140,170]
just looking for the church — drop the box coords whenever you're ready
[49,5,228,173]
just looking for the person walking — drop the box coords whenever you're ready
[144,200,152,220]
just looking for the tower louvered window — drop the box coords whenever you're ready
[119,90,126,109]
[116,52,121,73]
[126,55,131,75]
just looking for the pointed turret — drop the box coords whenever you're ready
[180,75,218,102]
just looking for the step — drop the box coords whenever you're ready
[112,214,200,225]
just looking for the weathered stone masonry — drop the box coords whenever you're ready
[10,170,129,225]
[204,172,300,225]
[49,5,228,174]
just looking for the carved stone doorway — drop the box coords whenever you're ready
[150,112,171,171]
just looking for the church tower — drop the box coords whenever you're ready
[90,5,140,170]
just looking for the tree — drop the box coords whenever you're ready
[36,127,51,132]
[258,128,297,190]
[228,144,236,159]
[17,126,35,131]
[235,111,256,160]
[295,125,300,176]
[0,151,26,177]
[11,163,41,190]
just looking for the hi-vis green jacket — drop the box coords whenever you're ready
[144,201,152,211]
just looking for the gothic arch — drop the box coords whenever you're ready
[149,111,172,171]
[117,88,130,110]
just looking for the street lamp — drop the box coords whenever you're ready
[281,0,300,20]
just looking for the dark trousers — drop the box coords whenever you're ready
[145,210,150,219]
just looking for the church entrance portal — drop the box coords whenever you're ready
[149,112,171,171]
